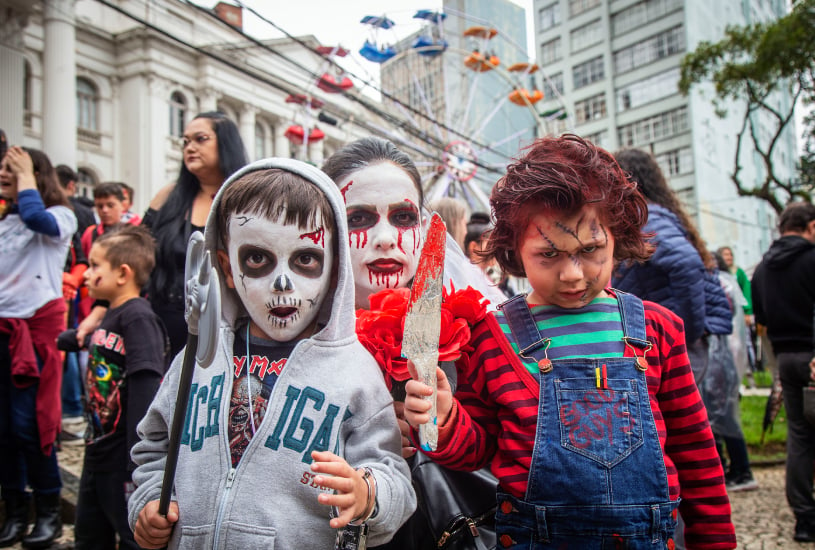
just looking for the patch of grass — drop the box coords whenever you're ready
[748,370,774,388]
[739,394,787,463]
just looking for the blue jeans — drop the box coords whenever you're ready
[0,333,62,494]
[61,351,84,418]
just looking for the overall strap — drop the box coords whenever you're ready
[614,289,652,370]
[496,294,551,369]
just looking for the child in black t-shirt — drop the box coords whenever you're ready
[75,224,168,550]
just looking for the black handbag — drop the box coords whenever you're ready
[410,451,498,550]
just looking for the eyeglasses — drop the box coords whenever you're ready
[181,134,214,149]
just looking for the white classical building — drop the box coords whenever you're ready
[0,0,382,214]
[532,0,799,269]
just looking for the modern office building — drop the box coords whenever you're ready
[378,0,537,209]
[0,0,379,214]
[532,0,797,268]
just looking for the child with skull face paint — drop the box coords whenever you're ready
[128,159,415,549]
[403,135,736,549]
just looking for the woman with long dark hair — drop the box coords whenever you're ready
[142,112,247,357]
[0,146,75,547]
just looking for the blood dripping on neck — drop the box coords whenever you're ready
[368,268,402,288]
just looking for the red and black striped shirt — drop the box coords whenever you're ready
[428,294,736,549]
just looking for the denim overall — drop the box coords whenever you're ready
[494,291,678,549]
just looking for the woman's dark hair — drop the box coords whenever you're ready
[148,112,247,301]
[321,136,423,206]
[486,134,651,278]
[26,148,70,209]
[0,129,7,160]
[614,148,712,267]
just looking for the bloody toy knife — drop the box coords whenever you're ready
[402,213,446,451]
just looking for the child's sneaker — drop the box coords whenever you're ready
[726,472,759,492]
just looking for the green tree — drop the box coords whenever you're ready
[679,0,815,213]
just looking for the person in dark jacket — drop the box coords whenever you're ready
[610,150,750,542]
[752,201,815,542]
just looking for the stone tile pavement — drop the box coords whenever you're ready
[3,446,812,548]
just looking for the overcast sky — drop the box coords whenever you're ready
[202,0,535,56]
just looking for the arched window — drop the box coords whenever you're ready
[76,77,98,131]
[255,121,265,160]
[76,167,97,200]
[169,91,186,137]
[23,61,32,128]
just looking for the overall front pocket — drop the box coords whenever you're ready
[554,377,643,467]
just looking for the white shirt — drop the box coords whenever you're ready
[0,205,76,318]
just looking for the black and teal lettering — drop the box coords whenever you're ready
[304,404,340,462]
[181,383,199,446]
[265,386,301,451]
[190,385,209,451]
[283,387,325,453]
[206,374,224,437]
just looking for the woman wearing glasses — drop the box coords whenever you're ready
[78,112,248,358]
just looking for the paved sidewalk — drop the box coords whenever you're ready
[4,448,809,548]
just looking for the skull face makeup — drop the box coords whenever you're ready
[338,162,423,309]
[218,212,334,341]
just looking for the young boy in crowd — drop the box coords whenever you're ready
[404,135,736,548]
[128,158,414,549]
[119,182,142,225]
[81,181,126,257]
[74,224,169,549]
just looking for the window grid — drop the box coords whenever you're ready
[539,3,561,31]
[572,55,605,89]
[570,0,601,16]
[616,106,689,147]
[570,19,603,52]
[169,91,186,138]
[574,93,607,124]
[584,130,608,148]
[76,78,98,132]
[540,37,563,65]
[611,0,683,37]
[613,26,685,74]
[615,68,681,112]
[544,73,564,98]
[656,147,693,176]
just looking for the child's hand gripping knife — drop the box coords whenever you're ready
[310,451,378,529]
[134,499,179,549]
[403,360,454,439]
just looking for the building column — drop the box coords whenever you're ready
[239,104,257,161]
[273,120,290,158]
[42,0,77,167]
[0,8,30,146]
[198,88,219,114]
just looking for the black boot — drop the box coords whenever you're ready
[0,490,30,547]
[21,493,61,549]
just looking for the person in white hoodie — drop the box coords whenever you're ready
[127,158,415,549]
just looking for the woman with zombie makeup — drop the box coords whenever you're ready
[0,146,76,547]
[403,135,736,548]
[76,112,248,359]
[323,137,502,549]
[128,158,415,549]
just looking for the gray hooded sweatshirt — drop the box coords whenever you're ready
[128,158,415,549]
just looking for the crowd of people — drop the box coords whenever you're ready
[0,114,813,549]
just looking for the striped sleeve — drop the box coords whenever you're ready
[643,301,736,549]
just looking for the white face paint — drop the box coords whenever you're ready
[338,162,422,309]
[219,211,333,341]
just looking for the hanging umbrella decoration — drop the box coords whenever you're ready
[359,14,397,63]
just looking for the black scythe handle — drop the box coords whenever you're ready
[158,332,199,517]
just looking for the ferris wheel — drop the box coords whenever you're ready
[355,9,571,213]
